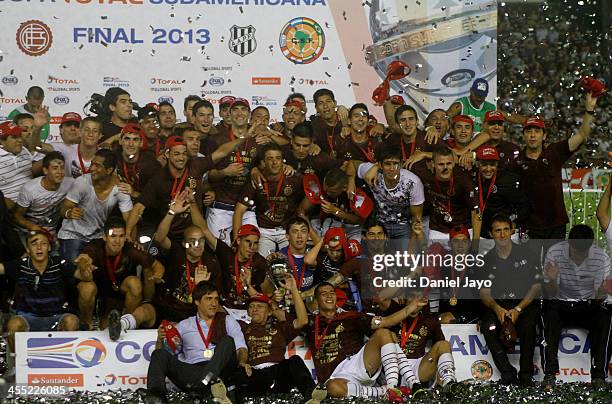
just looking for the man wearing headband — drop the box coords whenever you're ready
[1,230,79,355]
[138,104,165,157]
[233,289,318,402]
[74,216,164,336]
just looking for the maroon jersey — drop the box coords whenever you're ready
[281,145,341,177]
[335,135,384,163]
[420,168,478,233]
[208,130,260,205]
[383,129,436,162]
[305,310,373,382]
[311,116,343,158]
[116,150,161,192]
[239,319,299,366]
[238,174,305,229]
[512,140,572,229]
[214,241,267,309]
[494,140,520,171]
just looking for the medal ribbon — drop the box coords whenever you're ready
[233,253,253,296]
[355,138,376,163]
[400,316,420,348]
[229,128,243,164]
[400,138,417,161]
[195,315,215,350]
[104,251,123,289]
[434,174,454,219]
[288,247,305,289]
[121,156,140,191]
[154,139,161,157]
[314,314,333,352]
[185,255,202,295]
[478,172,497,214]
[77,146,90,174]
[170,168,189,199]
[263,173,285,215]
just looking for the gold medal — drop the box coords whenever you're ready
[449,297,458,306]
[203,349,214,359]
[112,283,120,292]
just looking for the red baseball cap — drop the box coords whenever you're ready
[164,136,186,150]
[237,224,260,238]
[449,227,470,239]
[219,96,236,107]
[231,97,250,110]
[303,174,323,205]
[389,95,405,106]
[121,123,145,137]
[323,227,348,247]
[484,111,505,123]
[247,293,270,305]
[476,145,500,161]
[60,112,82,125]
[350,188,374,219]
[0,121,23,138]
[523,117,545,129]
[452,115,474,127]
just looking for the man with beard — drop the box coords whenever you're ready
[424,109,450,140]
[336,104,383,165]
[102,87,133,140]
[420,147,481,246]
[295,282,428,400]
[206,98,260,245]
[479,215,541,387]
[74,217,163,334]
[198,220,268,320]
[126,135,247,242]
[513,92,599,243]
[116,123,161,200]
[232,282,318,402]
[58,149,133,261]
[158,101,177,138]
[233,144,306,255]
[272,98,308,140]
[153,189,222,322]
[13,152,74,239]
[473,146,528,249]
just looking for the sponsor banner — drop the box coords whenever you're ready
[16,325,610,391]
[0,1,497,128]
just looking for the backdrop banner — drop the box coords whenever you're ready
[15,325,610,391]
[1,0,497,142]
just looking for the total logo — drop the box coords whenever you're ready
[53,96,70,105]
[0,97,27,104]
[296,77,328,86]
[103,374,147,386]
[208,76,225,87]
[2,75,18,86]
[48,76,80,92]
[150,77,183,93]
[158,96,174,104]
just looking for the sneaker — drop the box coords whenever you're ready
[542,374,556,391]
[387,387,405,403]
[305,384,327,404]
[107,309,122,342]
[210,379,232,404]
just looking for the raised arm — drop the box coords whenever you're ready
[568,93,598,152]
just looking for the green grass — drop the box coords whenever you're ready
[563,190,608,251]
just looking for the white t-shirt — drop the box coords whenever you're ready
[51,143,92,179]
[0,147,34,201]
[57,174,133,241]
[16,176,74,232]
[357,162,425,224]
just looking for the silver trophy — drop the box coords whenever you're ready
[266,253,293,311]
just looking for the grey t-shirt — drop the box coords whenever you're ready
[57,174,132,241]
[16,176,74,232]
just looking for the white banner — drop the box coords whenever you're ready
[15,325,610,391]
[0,0,497,142]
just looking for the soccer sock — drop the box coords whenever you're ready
[437,352,456,386]
[120,314,137,332]
[381,342,399,388]
[346,383,387,398]
[394,344,418,388]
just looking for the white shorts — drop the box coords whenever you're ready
[328,345,381,387]
[206,207,257,246]
[405,355,436,388]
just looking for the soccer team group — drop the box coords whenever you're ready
[0,76,609,403]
